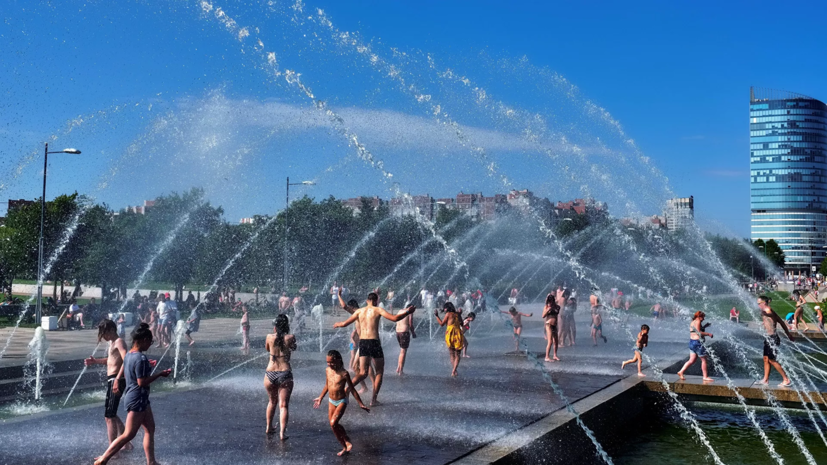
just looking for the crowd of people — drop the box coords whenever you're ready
[78,277,808,462]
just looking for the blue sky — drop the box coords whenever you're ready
[2,0,826,237]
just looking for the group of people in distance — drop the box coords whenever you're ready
[85,285,801,462]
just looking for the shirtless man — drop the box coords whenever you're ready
[84,319,133,453]
[336,290,372,391]
[333,292,416,406]
[757,295,795,386]
[278,292,291,314]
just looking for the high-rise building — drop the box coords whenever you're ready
[750,87,827,274]
[665,196,694,231]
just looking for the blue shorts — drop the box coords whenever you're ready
[689,339,707,357]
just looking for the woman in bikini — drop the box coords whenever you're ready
[264,314,297,440]
[543,294,561,362]
[677,311,714,382]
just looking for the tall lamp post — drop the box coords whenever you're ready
[36,143,82,326]
[283,177,316,291]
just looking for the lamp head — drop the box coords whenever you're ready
[301,181,315,185]
[62,148,81,154]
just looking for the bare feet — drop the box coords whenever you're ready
[462,355,470,358]
[337,446,349,457]
[545,357,553,363]
[677,372,685,380]
[370,399,381,407]
[553,356,560,361]
[637,372,646,377]
[93,457,106,465]
[621,361,628,369]
[755,379,768,385]
[346,441,353,453]
[702,377,714,382]
[779,380,792,387]
[280,433,289,441]
[189,341,195,346]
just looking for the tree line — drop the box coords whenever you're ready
[0,188,783,307]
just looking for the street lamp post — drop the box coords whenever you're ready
[283,177,315,291]
[36,143,81,326]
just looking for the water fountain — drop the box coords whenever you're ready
[0,1,825,464]
[26,327,50,402]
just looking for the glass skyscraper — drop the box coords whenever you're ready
[750,87,827,274]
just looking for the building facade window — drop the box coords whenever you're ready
[750,87,827,272]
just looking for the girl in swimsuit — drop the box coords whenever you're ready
[500,306,533,352]
[436,302,465,377]
[313,350,369,456]
[621,324,649,377]
[264,315,297,440]
[461,312,476,358]
[543,294,561,362]
[677,311,714,381]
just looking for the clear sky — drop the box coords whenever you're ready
[2,0,826,238]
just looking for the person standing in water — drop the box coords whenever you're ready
[85,320,133,455]
[590,298,608,345]
[461,312,476,358]
[756,296,794,386]
[434,302,464,376]
[264,315,297,439]
[501,307,533,352]
[240,304,251,355]
[333,292,416,406]
[543,294,561,362]
[395,303,415,376]
[792,291,807,331]
[677,311,714,382]
[313,350,370,456]
[94,323,172,465]
[184,302,201,346]
[621,324,649,377]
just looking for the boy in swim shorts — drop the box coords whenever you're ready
[313,350,369,456]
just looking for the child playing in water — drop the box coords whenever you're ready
[816,305,824,332]
[501,306,533,352]
[436,302,465,376]
[461,312,476,358]
[621,324,649,377]
[94,323,172,465]
[591,304,608,345]
[240,304,250,354]
[313,350,370,456]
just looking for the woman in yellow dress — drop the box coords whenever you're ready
[435,302,464,377]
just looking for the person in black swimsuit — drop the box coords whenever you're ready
[264,315,297,440]
[543,294,561,362]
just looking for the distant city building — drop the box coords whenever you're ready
[123,199,156,215]
[342,196,385,216]
[390,195,435,220]
[240,217,255,225]
[620,215,667,230]
[1,199,35,225]
[750,87,827,274]
[665,196,694,231]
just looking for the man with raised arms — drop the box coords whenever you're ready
[333,291,415,406]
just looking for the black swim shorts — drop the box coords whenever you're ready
[763,334,781,361]
[359,338,384,359]
[104,375,125,418]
